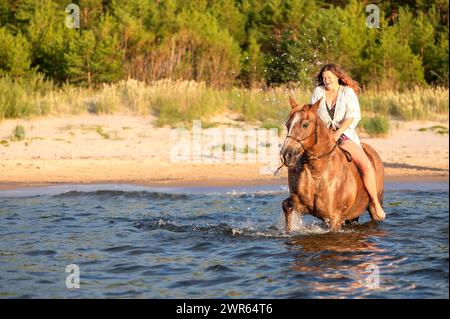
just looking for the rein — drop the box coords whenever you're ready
[286,116,338,161]
[274,114,350,176]
[285,128,317,155]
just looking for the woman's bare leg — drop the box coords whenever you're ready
[340,140,386,221]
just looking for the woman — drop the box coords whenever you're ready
[311,63,386,221]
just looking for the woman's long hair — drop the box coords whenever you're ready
[315,64,361,95]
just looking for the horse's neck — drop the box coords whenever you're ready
[296,122,336,196]
[293,117,337,192]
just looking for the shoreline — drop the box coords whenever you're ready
[1,115,448,191]
[0,174,448,191]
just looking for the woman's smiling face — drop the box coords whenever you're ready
[322,70,339,90]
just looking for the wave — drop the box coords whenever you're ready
[52,190,191,200]
[0,182,289,199]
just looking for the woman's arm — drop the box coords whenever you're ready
[333,118,354,141]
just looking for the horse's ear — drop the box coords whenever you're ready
[289,95,301,109]
[309,97,322,113]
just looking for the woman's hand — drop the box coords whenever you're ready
[332,131,341,142]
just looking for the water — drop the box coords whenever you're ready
[0,180,448,298]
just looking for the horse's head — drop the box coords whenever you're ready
[280,96,322,167]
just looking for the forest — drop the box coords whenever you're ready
[0,0,448,89]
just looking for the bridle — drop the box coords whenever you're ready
[275,112,339,174]
[285,116,319,156]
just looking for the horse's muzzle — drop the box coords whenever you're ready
[280,147,299,167]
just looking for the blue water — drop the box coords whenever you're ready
[0,180,448,298]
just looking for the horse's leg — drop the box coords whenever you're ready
[282,195,303,232]
[329,217,343,232]
[282,197,294,232]
[345,217,359,225]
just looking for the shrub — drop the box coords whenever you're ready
[360,116,390,137]
[12,125,26,141]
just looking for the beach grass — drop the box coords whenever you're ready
[418,125,449,135]
[0,77,448,129]
[359,87,449,121]
[95,126,110,139]
[11,125,26,141]
[360,115,390,137]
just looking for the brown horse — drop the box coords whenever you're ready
[279,96,384,232]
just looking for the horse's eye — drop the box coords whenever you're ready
[302,123,309,128]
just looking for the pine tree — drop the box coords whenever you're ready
[0,0,447,88]
[174,9,241,87]
[26,1,70,83]
[65,14,123,88]
[111,0,157,81]
[92,14,124,83]
[0,27,32,77]
[209,0,246,46]
[374,17,425,89]
[65,29,96,87]
[240,31,264,87]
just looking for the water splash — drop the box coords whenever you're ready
[274,211,329,235]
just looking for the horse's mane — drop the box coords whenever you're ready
[313,110,332,140]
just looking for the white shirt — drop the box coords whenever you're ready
[311,85,362,147]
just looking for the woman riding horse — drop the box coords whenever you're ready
[311,63,385,221]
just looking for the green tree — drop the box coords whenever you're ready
[416,5,449,85]
[0,27,32,77]
[111,0,157,81]
[65,14,123,87]
[65,30,96,86]
[26,1,70,83]
[144,0,178,41]
[240,31,265,87]
[209,0,246,46]
[0,0,13,26]
[77,0,108,29]
[171,9,241,87]
[256,0,318,85]
[333,0,369,79]
[373,17,425,89]
[0,0,447,88]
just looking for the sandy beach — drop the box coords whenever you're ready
[0,114,448,189]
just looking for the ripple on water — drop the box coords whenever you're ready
[102,245,137,253]
[0,183,447,298]
[107,265,149,274]
[205,264,234,273]
[24,250,57,257]
[53,190,190,201]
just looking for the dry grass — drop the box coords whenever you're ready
[1,77,448,128]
